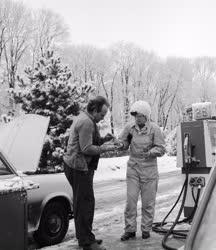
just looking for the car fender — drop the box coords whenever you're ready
[33,192,72,231]
[26,173,73,233]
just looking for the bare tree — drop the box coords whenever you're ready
[60,45,100,84]
[3,1,32,88]
[100,69,118,134]
[0,3,7,63]
[193,57,216,102]
[29,8,69,67]
[131,50,157,102]
[110,42,138,124]
[0,18,5,63]
[155,57,193,130]
[0,0,16,66]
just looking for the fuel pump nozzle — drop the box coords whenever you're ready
[184,133,192,164]
[184,133,200,167]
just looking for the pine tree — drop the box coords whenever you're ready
[13,51,95,172]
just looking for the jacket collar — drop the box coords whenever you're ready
[133,121,150,134]
[84,111,96,123]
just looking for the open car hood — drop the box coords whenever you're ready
[0,114,50,172]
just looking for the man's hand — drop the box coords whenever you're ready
[100,144,116,153]
[113,139,124,149]
[103,133,115,142]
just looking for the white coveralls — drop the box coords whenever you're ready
[119,121,165,233]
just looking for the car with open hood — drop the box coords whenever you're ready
[0,114,73,247]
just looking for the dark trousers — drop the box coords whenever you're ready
[64,163,95,246]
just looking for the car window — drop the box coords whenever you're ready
[192,182,216,250]
[0,157,12,175]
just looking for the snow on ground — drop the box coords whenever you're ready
[94,154,177,182]
[35,155,181,250]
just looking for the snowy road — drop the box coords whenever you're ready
[94,170,183,226]
[30,169,185,250]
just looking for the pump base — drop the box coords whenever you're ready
[184,206,194,218]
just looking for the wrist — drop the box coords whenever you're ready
[147,151,151,157]
[98,146,103,154]
[99,145,106,154]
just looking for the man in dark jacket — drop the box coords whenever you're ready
[63,96,115,250]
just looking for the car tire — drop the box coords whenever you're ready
[33,201,69,247]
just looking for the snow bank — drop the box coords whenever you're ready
[94,155,177,182]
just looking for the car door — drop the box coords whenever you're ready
[0,152,28,250]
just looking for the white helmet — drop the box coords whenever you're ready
[130,100,151,119]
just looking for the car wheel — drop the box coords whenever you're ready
[33,201,69,246]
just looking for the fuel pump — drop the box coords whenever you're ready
[177,102,216,217]
[152,102,216,250]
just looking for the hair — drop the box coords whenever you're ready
[130,111,137,116]
[87,96,110,113]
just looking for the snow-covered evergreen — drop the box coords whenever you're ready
[12,51,95,172]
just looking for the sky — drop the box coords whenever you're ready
[14,0,216,58]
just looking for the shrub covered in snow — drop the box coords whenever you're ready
[12,51,95,173]
[165,127,177,156]
[0,111,15,123]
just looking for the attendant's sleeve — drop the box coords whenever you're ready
[78,120,101,155]
[118,124,132,150]
[149,125,166,157]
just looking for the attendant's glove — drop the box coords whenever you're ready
[142,149,151,158]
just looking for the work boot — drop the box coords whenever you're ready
[142,231,150,239]
[79,239,103,247]
[83,242,106,250]
[120,232,136,241]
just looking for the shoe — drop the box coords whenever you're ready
[95,239,103,245]
[120,232,136,241]
[79,239,103,247]
[142,231,150,239]
[83,242,106,250]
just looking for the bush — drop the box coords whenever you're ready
[12,51,95,173]
[165,127,177,156]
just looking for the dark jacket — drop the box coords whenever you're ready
[63,111,103,171]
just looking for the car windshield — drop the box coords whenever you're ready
[192,183,216,250]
